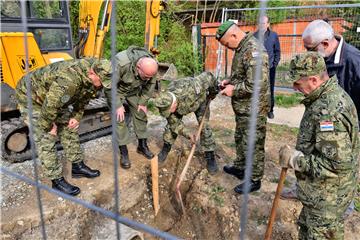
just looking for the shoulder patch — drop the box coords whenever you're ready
[320,121,334,132]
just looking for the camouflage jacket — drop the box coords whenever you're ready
[295,76,359,217]
[105,46,156,109]
[16,58,98,132]
[163,73,217,139]
[230,33,270,115]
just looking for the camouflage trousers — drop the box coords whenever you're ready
[115,95,149,146]
[164,101,216,152]
[298,206,345,240]
[17,95,83,180]
[232,108,267,181]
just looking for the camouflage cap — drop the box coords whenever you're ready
[289,52,326,82]
[153,92,175,118]
[92,59,112,88]
[216,21,235,40]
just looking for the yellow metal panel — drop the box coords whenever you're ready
[42,52,73,65]
[0,32,46,89]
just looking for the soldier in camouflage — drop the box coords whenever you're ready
[279,52,359,239]
[216,21,270,194]
[153,72,219,174]
[105,46,158,169]
[16,58,112,196]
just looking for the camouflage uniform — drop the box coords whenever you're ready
[105,46,156,145]
[16,58,111,180]
[289,53,359,239]
[154,72,218,151]
[230,33,270,181]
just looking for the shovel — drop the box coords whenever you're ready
[175,101,210,215]
[264,167,288,240]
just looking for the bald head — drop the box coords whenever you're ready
[136,57,158,81]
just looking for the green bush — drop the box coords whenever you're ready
[275,93,303,108]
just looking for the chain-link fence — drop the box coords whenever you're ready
[201,3,360,87]
[2,1,359,240]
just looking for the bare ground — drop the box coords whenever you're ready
[1,95,359,240]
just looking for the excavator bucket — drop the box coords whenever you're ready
[157,62,178,81]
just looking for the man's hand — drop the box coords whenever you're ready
[49,123,57,136]
[220,84,235,97]
[220,79,230,88]
[137,105,148,114]
[189,134,197,145]
[279,145,304,169]
[68,118,79,129]
[116,106,126,122]
[279,145,292,168]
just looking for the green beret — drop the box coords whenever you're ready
[92,59,112,88]
[216,21,235,40]
[289,52,327,82]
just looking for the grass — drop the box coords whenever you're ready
[268,123,299,136]
[209,185,226,207]
[275,93,304,108]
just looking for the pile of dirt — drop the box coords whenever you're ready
[1,95,359,240]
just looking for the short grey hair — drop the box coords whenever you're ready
[302,20,334,44]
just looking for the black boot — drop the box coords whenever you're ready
[205,151,218,174]
[158,142,172,163]
[120,145,131,169]
[52,177,80,196]
[137,139,154,159]
[72,161,100,178]
[234,180,261,195]
[223,165,245,180]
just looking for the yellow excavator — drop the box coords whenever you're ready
[0,0,173,163]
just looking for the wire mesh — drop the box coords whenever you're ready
[201,3,360,88]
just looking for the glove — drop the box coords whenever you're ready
[279,145,304,170]
[279,145,292,168]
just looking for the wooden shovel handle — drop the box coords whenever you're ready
[264,167,288,240]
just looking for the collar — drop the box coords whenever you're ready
[237,32,254,50]
[301,76,337,107]
[333,35,344,64]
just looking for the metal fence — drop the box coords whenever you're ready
[200,3,360,87]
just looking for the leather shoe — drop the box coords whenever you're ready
[234,180,261,194]
[52,177,80,196]
[72,161,100,178]
[223,165,244,180]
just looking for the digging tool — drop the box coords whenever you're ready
[175,101,210,215]
[264,167,288,240]
[151,155,160,216]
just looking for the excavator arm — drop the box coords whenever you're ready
[75,0,112,58]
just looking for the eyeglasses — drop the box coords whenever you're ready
[304,41,324,51]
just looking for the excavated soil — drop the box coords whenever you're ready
[1,95,359,240]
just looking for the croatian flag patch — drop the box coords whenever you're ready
[320,121,334,132]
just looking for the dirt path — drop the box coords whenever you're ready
[268,105,305,128]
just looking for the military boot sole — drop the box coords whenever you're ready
[72,171,100,179]
[52,185,81,196]
[136,149,154,159]
[120,162,131,169]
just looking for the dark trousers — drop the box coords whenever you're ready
[269,67,276,113]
